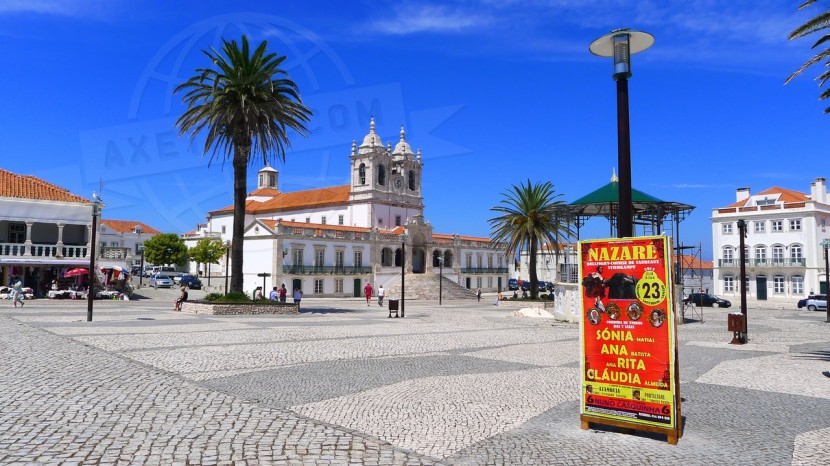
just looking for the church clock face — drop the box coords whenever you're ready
[394,177,403,189]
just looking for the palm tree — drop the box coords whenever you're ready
[175,36,312,293]
[786,0,830,113]
[489,180,574,299]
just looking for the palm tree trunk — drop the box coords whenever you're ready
[529,237,539,299]
[231,145,249,293]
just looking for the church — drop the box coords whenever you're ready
[185,119,508,298]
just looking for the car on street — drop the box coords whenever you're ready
[178,274,202,290]
[806,296,828,312]
[797,294,826,309]
[683,292,731,308]
[148,274,174,289]
[508,279,518,291]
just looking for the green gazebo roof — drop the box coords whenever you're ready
[570,180,664,206]
[568,179,694,218]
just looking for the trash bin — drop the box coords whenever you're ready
[388,299,399,318]
[728,312,746,344]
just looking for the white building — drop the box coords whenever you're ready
[98,219,161,269]
[711,178,830,303]
[185,120,508,296]
[0,169,96,296]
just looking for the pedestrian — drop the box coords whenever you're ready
[12,279,24,308]
[378,285,385,306]
[293,287,302,305]
[495,291,502,306]
[364,282,374,306]
[269,286,278,301]
[254,286,263,300]
[477,289,481,302]
[278,284,287,303]
[174,286,188,311]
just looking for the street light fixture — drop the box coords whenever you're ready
[401,233,407,318]
[822,238,830,323]
[224,240,231,295]
[438,255,444,306]
[590,28,654,238]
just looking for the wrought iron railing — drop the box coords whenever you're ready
[282,265,372,275]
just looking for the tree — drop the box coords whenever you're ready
[175,36,312,293]
[786,0,830,113]
[489,180,574,299]
[188,238,225,281]
[143,233,189,267]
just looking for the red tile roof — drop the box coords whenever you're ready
[677,254,713,270]
[433,233,492,244]
[726,186,810,208]
[0,169,90,203]
[248,187,281,197]
[212,185,350,215]
[261,219,372,233]
[100,219,161,235]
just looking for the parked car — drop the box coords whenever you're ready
[508,279,518,291]
[797,294,826,309]
[684,292,731,308]
[537,281,548,292]
[178,274,202,290]
[130,266,141,276]
[806,296,828,312]
[148,274,174,289]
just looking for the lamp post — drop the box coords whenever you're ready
[737,219,748,342]
[822,238,830,323]
[590,28,654,238]
[87,198,102,322]
[401,233,407,318]
[438,256,444,306]
[138,246,145,288]
[224,240,231,295]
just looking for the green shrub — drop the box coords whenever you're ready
[204,292,251,303]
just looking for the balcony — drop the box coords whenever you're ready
[718,258,806,268]
[100,247,132,260]
[460,267,508,274]
[282,265,372,275]
[1,242,89,259]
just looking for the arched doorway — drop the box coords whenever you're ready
[412,248,426,273]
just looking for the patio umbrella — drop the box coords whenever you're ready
[64,268,89,277]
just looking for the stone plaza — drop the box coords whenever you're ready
[1,291,829,465]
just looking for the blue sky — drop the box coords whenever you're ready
[2,0,828,260]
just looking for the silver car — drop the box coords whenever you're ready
[149,274,174,289]
[806,297,828,312]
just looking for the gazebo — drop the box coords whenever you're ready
[567,172,695,241]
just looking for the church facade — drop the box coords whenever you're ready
[185,120,508,297]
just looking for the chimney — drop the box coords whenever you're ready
[811,177,827,204]
[736,187,751,203]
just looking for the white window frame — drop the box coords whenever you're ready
[724,275,735,292]
[335,278,343,293]
[789,219,801,231]
[754,221,765,233]
[722,223,733,234]
[314,279,323,294]
[792,275,804,295]
[771,220,783,232]
[773,275,785,294]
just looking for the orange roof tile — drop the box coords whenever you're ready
[433,233,493,243]
[261,219,372,234]
[677,254,713,270]
[248,187,280,196]
[726,186,810,208]
[212,185,350,215]
[100,219,161,235]
[0,168,91,203]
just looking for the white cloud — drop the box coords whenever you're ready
[0,0,112,17]
[367,3,494,35]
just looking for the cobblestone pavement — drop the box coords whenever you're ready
[1,291,830,465]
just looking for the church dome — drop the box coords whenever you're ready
[360,117,383,148]
[392,126,413,155]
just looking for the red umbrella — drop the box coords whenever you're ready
[64,268,89,277]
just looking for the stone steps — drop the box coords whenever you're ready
[381,273,477,300]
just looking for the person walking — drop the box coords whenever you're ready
[495,291,502,306]
[477,289,482,302]
[12,279,24,308]
[293,287,302,305]
[378,285,385,306]
[364,282,374,306]
[278,284,287,303]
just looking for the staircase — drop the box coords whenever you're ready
[381,273,477,301]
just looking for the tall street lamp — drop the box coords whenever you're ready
[737,219,748,342]
[401,233,407,318]
[822,238,830,323]
[138,245,145,288]
[590,28,654,238]
[224,240,231,295]
[87,197,103,322]
[438,255,444,306]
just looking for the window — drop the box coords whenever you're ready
[358,163,366,185]
[724,275,735,292]
[335,250,344,268]
[110,241,120,247]
[293,249,304,266]
[335,278,343,293]
[378,164,386,185]
[377,218,383,226]
[314,279,324,294]
[321,217,326,225]
[408,170,415,191]
[134,225,142,234]
[756,198,776,206]
[476,277,482,288]
[754,246,766,263]
[315,250,325,268]
[790,245,803,265]
[354,251,363,267]
[722,223,733,234]
[338,215,344,225]
[772,246,784,264]
[135,243,144,254]
[771,220,783,232]
[335,230,344,238]
[723,247,733,260]
[395,215,401,227]
[792,275,804,295]
[221,225,226,234]
[754,221,765,233]
[305,217,311,223]
[773,275,784,294]
[293,227,303,234]
[467,255,473,268]
[790,219,801,231]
